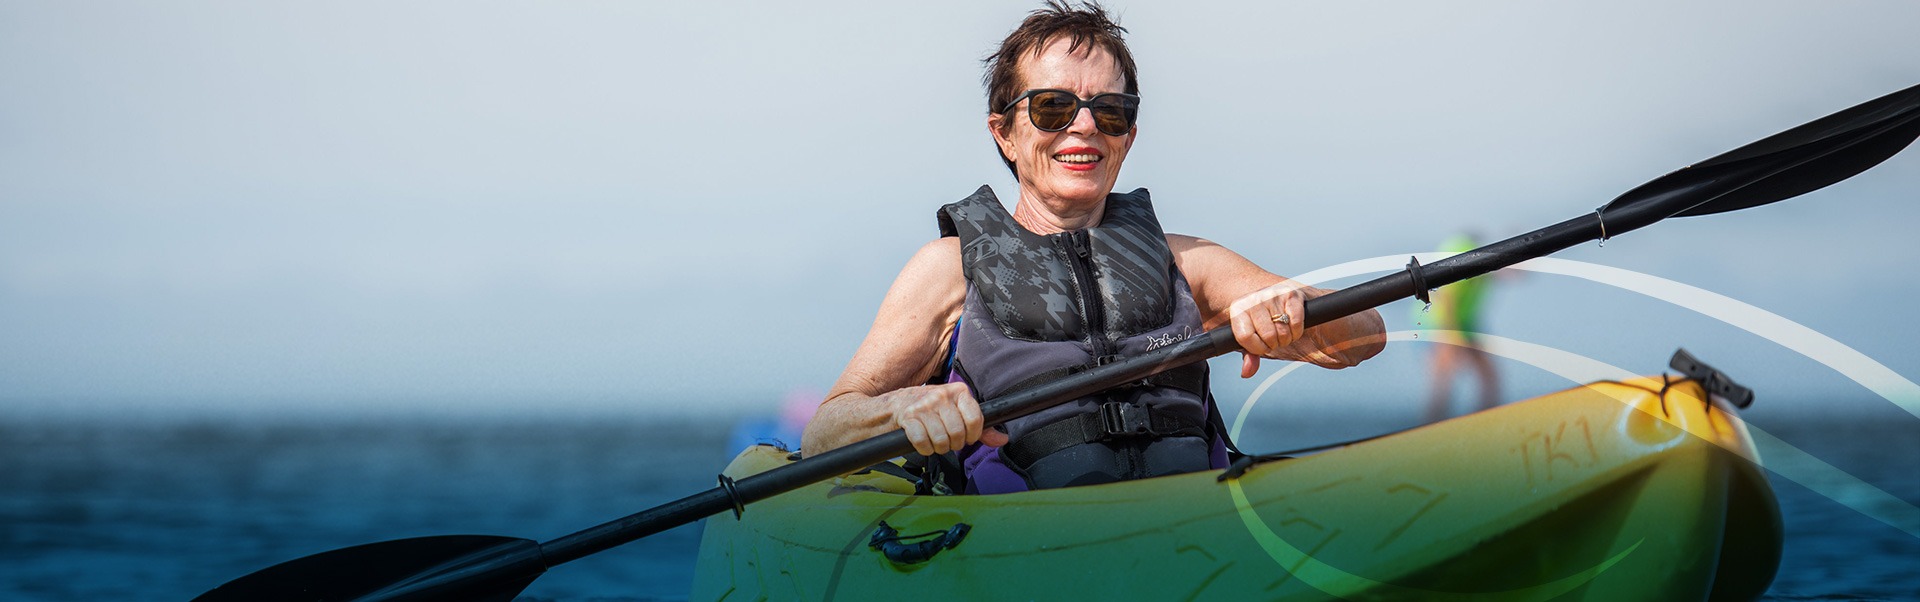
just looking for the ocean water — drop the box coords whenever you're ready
[2,410,1915,601]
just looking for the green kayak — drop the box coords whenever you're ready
[692,368,1780,601]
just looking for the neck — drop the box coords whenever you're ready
[1011,189,1106,235]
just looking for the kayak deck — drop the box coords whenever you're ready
[692,376,1780,601]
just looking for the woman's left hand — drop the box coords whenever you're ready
[1226,281,1309,378]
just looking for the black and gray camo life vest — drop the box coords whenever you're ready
[938,185,1212,486]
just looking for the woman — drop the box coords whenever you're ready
[801,2,1385,494]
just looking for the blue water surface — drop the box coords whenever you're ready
[1,409,1915,600]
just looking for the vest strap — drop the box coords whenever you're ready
[1000,402,1208,470]
[992,361,1208,401]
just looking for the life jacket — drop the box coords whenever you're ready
[937,185,1221,494]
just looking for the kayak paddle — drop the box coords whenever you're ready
[194,82,1919,602]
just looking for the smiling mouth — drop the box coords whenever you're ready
[1053,152,1102,164]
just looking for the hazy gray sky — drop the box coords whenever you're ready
[4,1,1918,420]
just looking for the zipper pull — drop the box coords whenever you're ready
[1073,231,1091,258]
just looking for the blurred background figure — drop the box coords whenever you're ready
[1420,233,1501,421]
[728,388,822,454]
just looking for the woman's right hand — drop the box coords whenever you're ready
[887,382,1009,455]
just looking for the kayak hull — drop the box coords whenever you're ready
[692,376,1780,601]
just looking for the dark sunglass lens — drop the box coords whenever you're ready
[1027,91,1078,131]
[1089,95,1137,136]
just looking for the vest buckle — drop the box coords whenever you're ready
[1098,402,1153,438]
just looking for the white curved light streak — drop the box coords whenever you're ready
[1292,254,1920,422]
[1260,255,1920,539]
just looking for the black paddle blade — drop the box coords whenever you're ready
[1602,82,1920,217]
[193,535,545,602]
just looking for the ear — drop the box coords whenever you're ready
[1123,123,1138,153]
[987,112,1018,164]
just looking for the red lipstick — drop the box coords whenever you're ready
[1052,146,1103,172]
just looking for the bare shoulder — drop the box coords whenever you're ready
[1163,233,1250,276]
[1164,233,1218,257]
[902,237,964,286]
[883,237,965,314]
[914,236,963,265]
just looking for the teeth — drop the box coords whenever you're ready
[1053,153,1101,163]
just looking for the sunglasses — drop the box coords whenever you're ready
[1001,89,1140,136]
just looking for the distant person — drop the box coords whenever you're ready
[727,388,821,455]
[799,1,1386,494]
[1421,233,1500,421]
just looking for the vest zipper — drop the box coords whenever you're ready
[1061,230,1116,361]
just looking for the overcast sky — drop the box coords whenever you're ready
[3,1,1918,421]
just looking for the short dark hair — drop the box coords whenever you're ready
[983,1,1139,177]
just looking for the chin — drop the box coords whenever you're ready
[1045,176,1113,199]
[1064,183,1116,203]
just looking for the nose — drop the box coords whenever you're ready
[1065,105,1101,136]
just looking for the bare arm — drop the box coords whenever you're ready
[800,238,1005,457]
[1168,234,1387,375]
